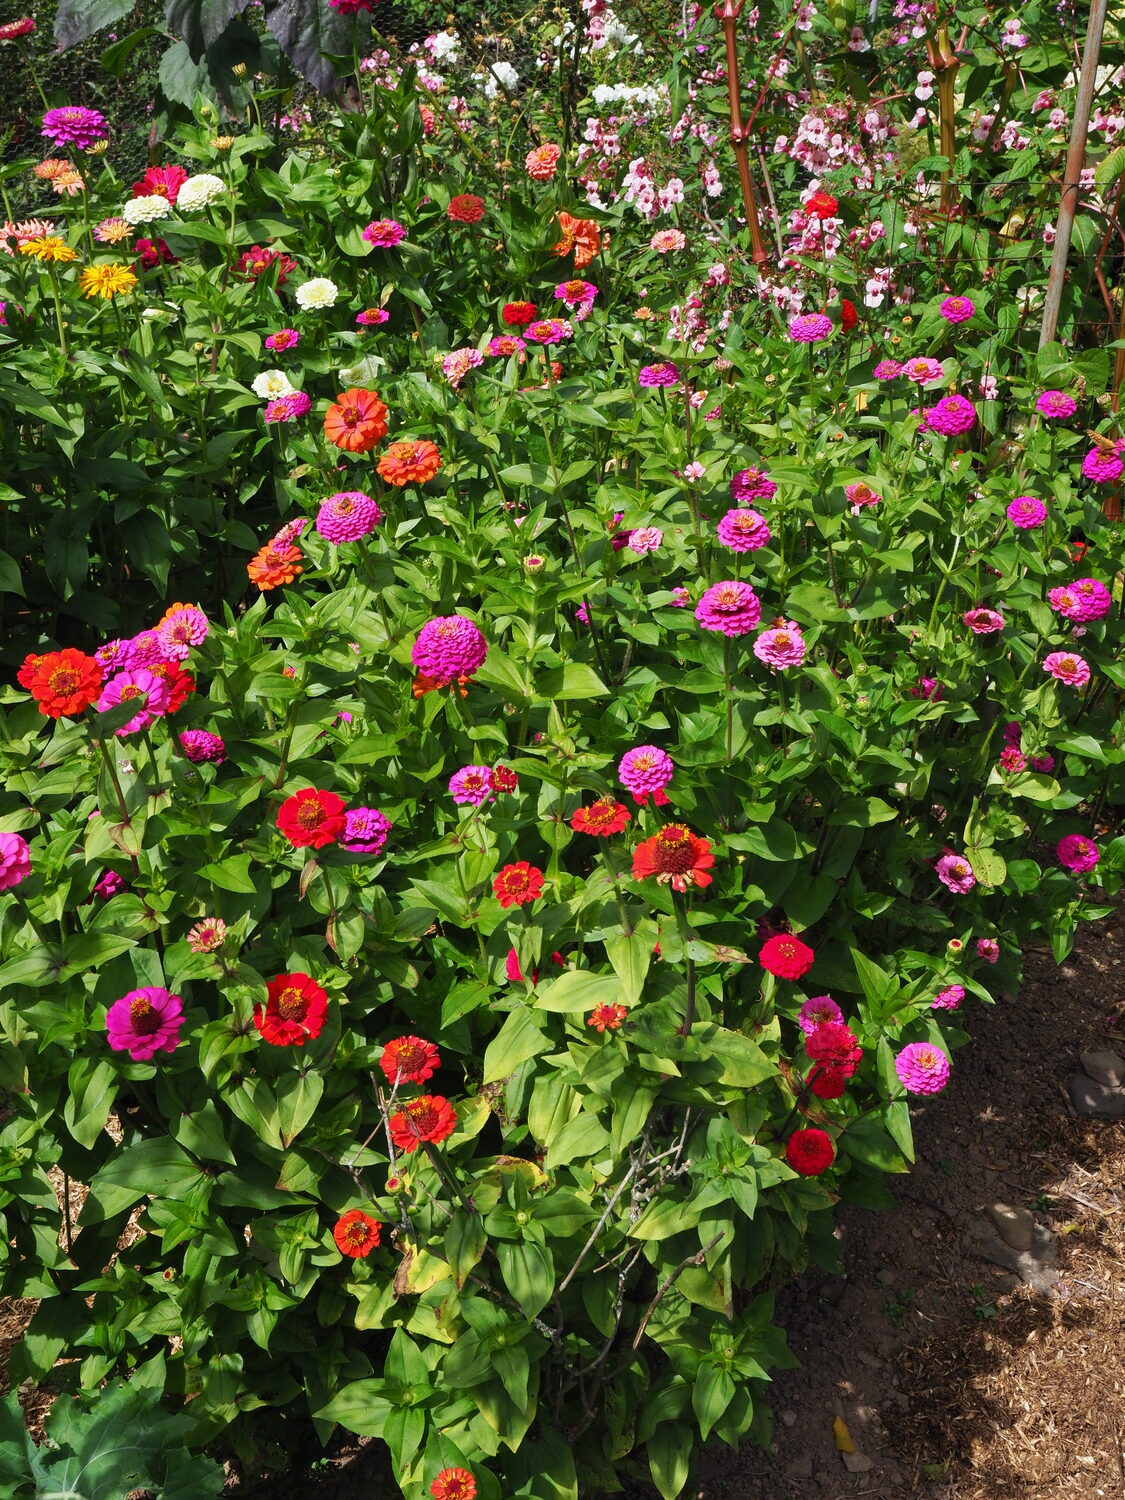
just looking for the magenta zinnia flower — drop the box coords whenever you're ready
[618,745,674,806]
[797,995,844,1034]
[729,468,777,503]
[97,668,171,735]
[1056,833,1099,873]
[1043,651,1090,687]
[342,807,391,854]
[265,328,300,352]
[753,619,806,669]
[939,295,974,323]
[361,218,406,247]
[1050,578,1111,623]
[895,1041,950,1094]
[1036,390,1076,420]
[0,830,31,892]
[265,391,311,423]
[976,938,1000,964]
[925,394,976,435]
[179,729,225,764]
[639,362,680,387]
[157,605,209,661]
[789,312,832,343]
[872,359,902,380]
[41,105,109,150]
[695,580,762,637]
[1081,447,1122,483]
[106,986,184,1061]
[716,508,770,552]
[449,765,493,806]
[315,491,383,544]
[935,853,976,893]
[412,615,488,684]
[1007,495,1046,529]
[932,984,964,1010]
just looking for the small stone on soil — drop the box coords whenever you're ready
[841,1451,875,1473]
[1079,1049,1125,1089]
[783,1454,814,1480]
[964,1213,1060,1294]
[1069,1071,1125,1118]
[984,1201,1036,1251]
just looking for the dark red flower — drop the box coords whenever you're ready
[786,1127,835,1175]
[135,236,177,270]
[808,1066,848,1099]
[804,1020,862,1073]
[489,763,519,794]
[333,1208,381,1258]
[389,1095,458,1153]
[840,297,858,332]
[493,862,544,908]
[502,300,538,326]
[254,972,329,1046]
[571,797,631,836]
[276,788,347,849]
[759,933,814,979]
[379,1035,440,1086]
[236,244,297,285]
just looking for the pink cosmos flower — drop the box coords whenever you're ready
[1007,496,1046,529]
[873,359,902,380]
[106,986,184,1062]
[179,729,225,764]
[1081,448,1122,483]
[797,995,844,1034]
[265,328,300,352]
[1056,833,1099,873]
[41,106,109,150]
[0,831,31,892]
[964,607,1004,635]
[265,392,311,423]
[1036,390,1076,419]
[717,508,771,552]
[316,491,383,544]
[925,394,976,435]
[902,356,943,384]
[157,605,209,660]
[730,468,777,503]
[361,219,407,247]
[627,527,663,554]
[618,745,674,806]
[639,362,680,387]
[932,984,964,1010]
[1043,652,1090,687]
[412,615,488,685]
[650,229,686,253]
[449,765,493,806]
[754,619,806,669]
[976,938,1000,964]
[936,853,976,893]
[97,668,171,736]
[939,295,975,322]
[695,580,762,636]
[895,1041,950,1094]
[342,807,391,854]
[789,312,832,343]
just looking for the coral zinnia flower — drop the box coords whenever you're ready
[493,862,544,908]
[254,972,329,1046]
[27,649,103,718]
[377,439,442,487]
[785,1127,835,1175]
[571,797,630,836]
[333,1208,381,1258]
[247,541,303,591]
[380,1035,441,1086]
[448,194,485,223]
[79,262,138,300]
[276,788,347,849]
[587,1003,627,1032]
[551,210,601,269]
[431,1468,477,1500]
[632,824,714,892]
[759,933,815,979]
[388,1094,458,1153]
[323,387,388,453]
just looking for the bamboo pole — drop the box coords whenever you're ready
[1039,0,1110,349]
[714,0,770,266]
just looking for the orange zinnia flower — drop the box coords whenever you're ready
[377,439,442,488]
[247,542,303,591]
[551,211,601,270]
[323,387,388,453]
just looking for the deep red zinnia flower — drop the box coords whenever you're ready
[388,1094,458,1153]
[333,1208,381,1258]
[379,1035,440,1086]
[840,297,858,331]
[490,764,519,794]
[254,972,329,1046]
[759,933,814,979]
[431,1468,477,1500]
[276,788,347,849]
[786,1127,835,1175]
[632,824,714,892]
[502,301,538,326]
[493,862,544,908]
[148,660,194,712]
[571,797,631,836]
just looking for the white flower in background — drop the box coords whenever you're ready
[476,60,519,99]
[426,29,460,63]
[295,277,338,310]
[177,173,225,211]
[122,194,173,225]
[252,369,296,400]
[338,354,384,387]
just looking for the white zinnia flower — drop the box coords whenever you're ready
[251,369,297,400]
[177,173,225,211]
[338,354,384,387]
[295,277,338,309]
[122,194,173,225]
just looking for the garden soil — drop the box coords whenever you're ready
[4,913,1123,1499]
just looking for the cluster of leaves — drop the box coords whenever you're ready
[0,12,1123,1500]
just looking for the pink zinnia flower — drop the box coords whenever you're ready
[0,831,31,892]
[1043,651,1090,687]
[936,853,976,893]
[97,668,171,736]
[797,994,844,1034]
[895,1041,950,1094]
[265,392,311,423]
[618,745,674,806]
[41,105,109,150]
[932,984,964,1010]
[1081,448,1122,483]
[449,765,493,806]
[442,347,484,388]
[265,328,300,352]
[179,729,225,763]
[342,807,391,854]
[356,307,390,327]
[316,490,383,544]
[925,394,976,435]
[157,605,209,660]
[976,937,1000,963]
[789,312,832,343]
[487,335,525,357]
[695,580,762,636]
[845,482,881,513]
[716,508,770,552]
[1056,833,1099,873]
[964,607,1004,635]
[525,143,561,181]
[361,218,406,247]
[106,986,184,1061]
[650,228,686,253]
[730,469,777,505]
[1036,390,1076,419]
[412,615,487,685]
[753,619,806,669]
[998,746,1026,773]
[873,359,902,380]
[639,362,680,387]
[939,295,974,322]
[627,527,663,554]
[911,677,943,701]
[554,279,597,307]
[1051,578,1111,623]
[187,917,227,953]
[670,586,690,607]
[525,318,572,344]
[1007,495,1046,529]
[902,356,943,384]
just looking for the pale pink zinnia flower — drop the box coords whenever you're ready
[753,619,806,669]
[964,607,1004,635]
[627,527,663,554]
[187,917,228,953]
[1043,651,1090,687]
[650,228,686,253]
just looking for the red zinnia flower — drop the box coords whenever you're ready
[323,387,389,454]
[502,301,538,326]
[571,797,631,836]
[840,297,858,331]
[132,164,188,203]
[759,933,814,979]
[785,1127,835,1175]
[27,649,103,719]
[805,190,838,219]
[333,1208,381,1258]
[588,1003,627,1032]
[148,660,194,713]
[448,194,486,223]
[388,1094,458,1153]
[236,244,297,284]
[490,764,518,794]
[254,971,329,1046]
[804,1020,862,1071]
[632,824,714,892]
[17,653,46,690]
[808,1067,848,1099]
[379,1035,440,1086]
[277,788,347,849]
[493,862,544,908]
[431,1469,477,1500]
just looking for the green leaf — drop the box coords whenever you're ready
[692,1362,737,1443]
[81,1140,202,1224]
[55,0,134,48]
[647,1422,692,1500]
[969,846,1006,888]
[535,969,623,1014]
[535,664,609,701]
[603,931,652,1005]
[197,853,258,893]
[276,1069,324,1148]
[444,1211,487,1289]
[482,1007,548,1082]
[496,1239,554,1318]
[63,1058,118,1150]
[0,550,24,597]
[313,1380,394,1438]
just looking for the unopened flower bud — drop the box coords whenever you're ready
[232,61,248,77]
[211,134,234,150]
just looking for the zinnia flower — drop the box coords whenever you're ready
[265,327,300,352]
[27,649,102,719]
[316,491,383,543]
[276,788,347,849]
[932,984,964,1010]
[92,870,125,900]
[342,807,391,855]
[388,1095,458,1153]
[247,542,303,590]
[695,580,762,636]
[19,234,77,263]
[96,668,171,735]
[873,359,902,380]
[789,312,832,342]
[925,394,976,435]
[449,765,493,806]
[157,603,208,659]
[361,219,407,248]
[380,1035,440,1085]
[94,217,131,244]
[493,862,544,908]
[964,607,1004,635]
[939,295,974,322]
[632,824,714,892]
[448,194,485,223]
[323,388,388,453]
[805,1020,862,1072]
[502,301,537,325]
[797,995,844,1033]
[936,852,976,893]
[122,194,172,226]
[628,527,663,554]
[254,972,329,1046]
[1056,833,1099,873]
[759,934,814,979]
[639,362,679,387]
[805,190,837,218]
[1043,651,1090,687]
[186,917,227,953]
[176,172,224,211]
[41,105,109,150]
[295,277,337,310]
[902,356,944,384]
[132,164,187,202]
[976,937,1000,963]
[571,797,630,836]
[1036,390,1076,419]
[377,439,441,487]
[618,745,674,806]
[588,1004,627,1033]
[649,228,687,253]
[356,307,390,327]
[1007,496,1046,529]
[0,831,31,893]
[786,1128,835,1175]
[1050,578,1111,623]
[487,334,525,357]
[333,1209,381,1258]
[442,348,484,389]
[236,245,297,284]
[551,210,600,269]
[730,468,777,503]
[525,143,561,180]
[106,987,184,1061]
[179,729,225,764]
[265,392,311,423]
[753,619,806,669]
[412,615,487,686]
[895,1041,950,1094]
[0,17,36,40]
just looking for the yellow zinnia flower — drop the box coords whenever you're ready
[79,262,138,300]
[19,235,78,263]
